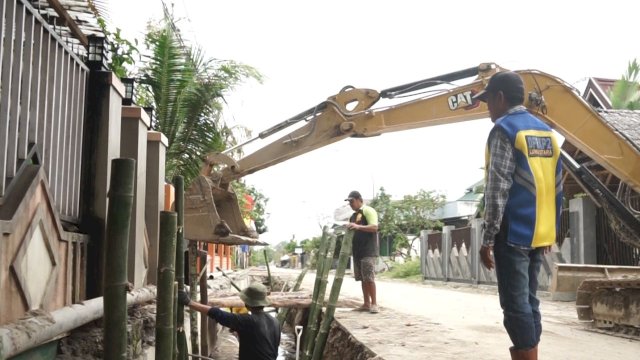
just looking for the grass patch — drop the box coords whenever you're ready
[381,259,422,279]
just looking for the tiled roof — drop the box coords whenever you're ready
[597,109,640,152]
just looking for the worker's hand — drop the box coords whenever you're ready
[543,245,552,255]
[178,290,191,306]
[480,244,494,270]
[346,223,359,230]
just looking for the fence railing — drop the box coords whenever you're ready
[421,219,566,291]
[0,0,88,222]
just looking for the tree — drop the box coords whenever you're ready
[250,246,274,266]
[137,16,261,185]
[609,59,640,110]
[371,187,445,258]
[133,13,269,230]
[395,189,445,254]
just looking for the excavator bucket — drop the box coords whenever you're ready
[184,175,264,246]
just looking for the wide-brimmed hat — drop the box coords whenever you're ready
[239,283,270,307]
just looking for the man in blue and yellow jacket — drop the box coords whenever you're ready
[474,71,562,360]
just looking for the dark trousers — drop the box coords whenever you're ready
[494,240,543,350]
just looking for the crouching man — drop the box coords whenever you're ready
[178,283,280,360]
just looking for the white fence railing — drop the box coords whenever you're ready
[421,219,565,291]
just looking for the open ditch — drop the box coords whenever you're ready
[53,269,373,360]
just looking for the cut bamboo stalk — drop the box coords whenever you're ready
[189,240,199,354]
[216,266,242,292]
[302,230,336,360]
[156,211,178,360]
[103,158,135,360]
[199,255,209,357]
[311,229,353,360]
[277,268,308,327]
[173,176,187,360]
[264,249,273,291]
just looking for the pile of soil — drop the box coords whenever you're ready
[56,303,156,359]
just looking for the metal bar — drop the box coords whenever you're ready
[43,38,58,182]
[71,69,86,218]
[51,42,66,213]
[18,7,35,161]
[60,53,72,216]
[36,30,51,169]
[380,66,480,98]
[28,20,43,151]
[7,3,26,179]
[0,0,16,195]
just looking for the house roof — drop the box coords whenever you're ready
[597,109,640,153]
[583,77,616,109]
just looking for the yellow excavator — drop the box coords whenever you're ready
[183,63,640,335]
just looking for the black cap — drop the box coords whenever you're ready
[344,190,362,201]
[472,71,525,104]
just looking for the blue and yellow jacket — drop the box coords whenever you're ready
[490,110,563,248]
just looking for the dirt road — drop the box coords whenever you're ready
[292,269,638,360]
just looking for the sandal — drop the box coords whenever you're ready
[369,305,379,314]
[352,305,370,312]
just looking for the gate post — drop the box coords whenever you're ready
[420,230,429,280]
[442,226,454,281]
[470,219,483,284]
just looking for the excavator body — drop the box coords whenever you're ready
[183,63,640,336]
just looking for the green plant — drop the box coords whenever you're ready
[609,59,640,110]
[383,259,421,279]
[370,187,445,258]
[97,17,139,78]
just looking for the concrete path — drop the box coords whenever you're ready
[291,269,638,360]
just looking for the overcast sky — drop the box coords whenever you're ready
[108,0,639,245]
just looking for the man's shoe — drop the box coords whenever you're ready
[369,305,379,314]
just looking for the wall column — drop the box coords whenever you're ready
[120,107,151,288]
[568,197,597,264]
[145,131,167,285]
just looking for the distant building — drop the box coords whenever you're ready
[433,180,483,228]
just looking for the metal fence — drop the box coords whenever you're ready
[0,0,88,222]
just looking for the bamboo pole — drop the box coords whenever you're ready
[216,266,242,292]
[300,228,330,357]
[156,211,177,360]
[302,230,336,360]
[173,176,188,360]
[311,230,353,360]
[264,249,273,291]
[277,268,308,327]
[103,158,135,360]
[199,253,209,357]
[189,241,199,354]
[173,282,178,360]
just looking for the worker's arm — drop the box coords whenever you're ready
[179,291,249,331]
[347,223,378,232]
[480,129,515,270]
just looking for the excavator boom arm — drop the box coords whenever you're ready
[223,66,640,195]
